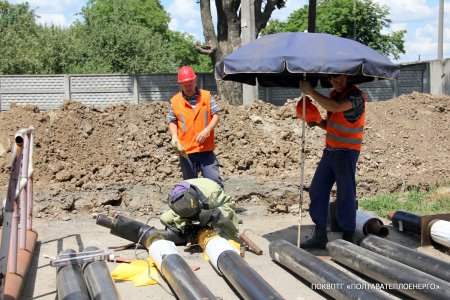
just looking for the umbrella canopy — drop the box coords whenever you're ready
[215,32,400,88]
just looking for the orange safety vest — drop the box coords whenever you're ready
[170,89,215,154]
[326,85,366,151]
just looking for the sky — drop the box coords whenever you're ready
[7,0,449,63]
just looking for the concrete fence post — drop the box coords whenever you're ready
[64,75,71,100]
[133,74,139,104]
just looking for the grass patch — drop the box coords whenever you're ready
[359,185,450,217]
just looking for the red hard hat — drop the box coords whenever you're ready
[178,66,197,83]
[296,96,322,123]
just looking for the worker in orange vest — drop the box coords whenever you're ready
[169,66,223,189]
[300,74,366,249]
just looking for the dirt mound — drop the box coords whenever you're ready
[0,92,448,218]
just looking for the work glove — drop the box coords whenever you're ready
[183,224,196,244]
[171,134,188,158]
[300,81,314,95]
[198,208,222,227]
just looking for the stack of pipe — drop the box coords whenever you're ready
[56,247,120,300]
[328,239,450,299]
[269,240,391,300]
[360,235,450,282]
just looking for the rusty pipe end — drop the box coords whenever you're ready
[367,221,389,237]
[239,233,263,255]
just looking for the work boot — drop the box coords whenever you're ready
[342,231,355,244]
[301,227,328,249]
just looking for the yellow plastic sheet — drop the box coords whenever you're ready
[111,258,160,287]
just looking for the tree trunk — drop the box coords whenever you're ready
[197,0,284,105]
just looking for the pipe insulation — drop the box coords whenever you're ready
[360,235,450,282]
[148,239,216,300]
[429,219,450,249]
[269,239,390,300]
[387,210,421,234]
[327,239,450,300]
[96,214,185,245]
[56,249,89,300]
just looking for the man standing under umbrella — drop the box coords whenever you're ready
[300,74,366,249]
[169,66,224,189]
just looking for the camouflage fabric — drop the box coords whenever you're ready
[160,178,239,241]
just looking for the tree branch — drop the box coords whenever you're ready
[194,44,217,55]
[255,0,281,36]
[199,0,218,49]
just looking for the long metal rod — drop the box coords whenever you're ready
[82,246,120,300]
[19,134,30,250]
[56,249,90,300]
[360,235,450,282]
[269,239,390,300]
[298,92,307,247]
[149,239,216,300]
[327,239,450,299]
[0,143,22,286]
[201,233,284,300]
[218,250,285,300]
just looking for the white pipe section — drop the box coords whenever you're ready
[205,237,239,274]
[148,239,179,269]
[430,220,450,248]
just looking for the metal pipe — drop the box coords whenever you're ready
[328,239,450,300]
[3,230,38,300]
[96,214,185,245]
[239,231,263,255]
[387,210,421,234]
[19,134,30,250]
[148,239,216,300]
[356,211,389,237]
[360,235,450,282]
[56,249,90,300]
[429,219,450,249]
[82,246,120,300]
[269,239,390,300]
[200,231,284,300]
[27,131,34,231]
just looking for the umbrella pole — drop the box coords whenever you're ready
[297,92,307,247]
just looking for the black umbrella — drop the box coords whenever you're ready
[215,32,400,88]
[215,32,400,247]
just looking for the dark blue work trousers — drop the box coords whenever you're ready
[179,151,224,189]
[309,148,360,232]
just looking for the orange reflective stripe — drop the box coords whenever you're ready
[328,121,364,133]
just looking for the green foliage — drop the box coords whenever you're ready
[261,0,405,59]
[0,0,213,74]
[0,1,42,73]
[359,185,450,217]
[82,0,170,34]
[167,31,213,72]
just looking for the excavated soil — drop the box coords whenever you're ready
[0,92,449,220]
